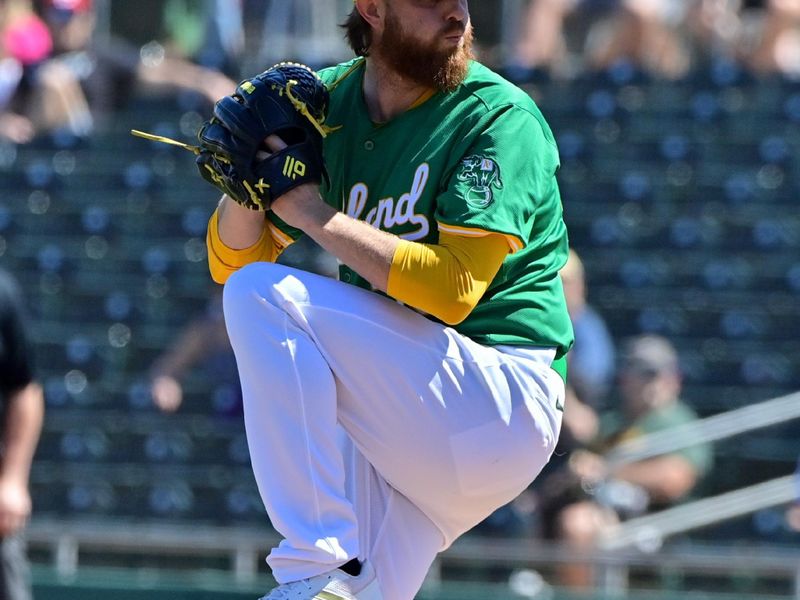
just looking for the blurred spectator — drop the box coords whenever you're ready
[510,0,746,79]
[475,249,615,540]
[520,249,615,532]
[587,0,694,78]
[0,267,44,600]
[543,334,712,589]
[37,0,235,128]
[245,0,351,72]
[148,287,241,416]
[787,456,800,533]
[562,248,615,413]
[747,0,800,77]
[684,0,746,65]
[2,0,50,66]
[1,0,91,142]
[161,0,245,77]
[0,0,33,142]
[510,0,618,78]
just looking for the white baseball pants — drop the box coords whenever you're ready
[222,262,564,600]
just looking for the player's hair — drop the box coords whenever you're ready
[342,7,372,57]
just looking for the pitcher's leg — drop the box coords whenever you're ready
[223,268,359,583]
[343,436,444,600]
[224,262,560,582]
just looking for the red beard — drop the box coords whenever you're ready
[376,8,474,93]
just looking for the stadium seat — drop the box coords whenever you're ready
[690,91,722,123]
[59,428,110,462]
[23,158,57,190]
[142,430,195,464]
[225,483,267,523]
[66,480,117,514]
[122,161,155,192]
[147,479,195,518]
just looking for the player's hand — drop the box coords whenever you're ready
[0,477,31,536]
[262,135,326,229]
[0,112,35,144]
[200,71,239,106]
[150,375,184,412]
[569,449,608,490]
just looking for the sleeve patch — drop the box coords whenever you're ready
[457,155,503,209]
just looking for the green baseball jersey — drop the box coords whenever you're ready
[270,58,573,355]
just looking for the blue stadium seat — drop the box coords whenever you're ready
[225,483,267,523]
[181,206,212,237]
[783,92,800,122]
[758,135,790,165]
[586,89,619,121]
[589,214,623,246]
[690,91,723,123]
[36,243,66,274]
[81,205,112,235]
[618,170,653,202]
[141,246,172,276]
[67,480,117,514]
[637,306,689,337]
[147,479,195,518]
[701,258,754,290]
[723,172,758,204]
[227,433,251,466]
[740,351,793,386]
[122,161,155,192]
[104,290,134,321]
[143,430,195,463]
[669,217,707,248]
[707,57,750,89]
[618,257,665,288]
[59,428,110,462]
[23,158,57,190]
[0,205,12,234]
[659,133,693,163]
[719,309,768,339]
[752,218,796,250]
[43,376,70,409]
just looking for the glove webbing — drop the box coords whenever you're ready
[131,75,340,152]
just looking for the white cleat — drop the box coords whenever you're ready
[260,561,382,600]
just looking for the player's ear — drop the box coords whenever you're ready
[355,0,384,34]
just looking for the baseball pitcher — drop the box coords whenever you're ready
[168,1,574,599]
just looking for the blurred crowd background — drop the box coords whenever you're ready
[1,1,799,599]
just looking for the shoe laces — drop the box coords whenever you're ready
[259,576,322,600]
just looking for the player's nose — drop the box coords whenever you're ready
[443,0,469,25]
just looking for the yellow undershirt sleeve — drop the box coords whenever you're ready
[387,230,509,325]
[206,208,286,284]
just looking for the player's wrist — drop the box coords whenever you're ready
[270,184,329,230]
[216,199,267,250]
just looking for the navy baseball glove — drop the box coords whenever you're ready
[196,62,335,211]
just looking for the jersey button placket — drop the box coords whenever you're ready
[364,140,375,151]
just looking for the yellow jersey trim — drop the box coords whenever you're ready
[326,57,366,93]
[266,220,294,250]
[436,222,523,253]
[409,88,437,110]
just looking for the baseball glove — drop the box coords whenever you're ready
[196,62,336,211]
[130,62,336,211]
